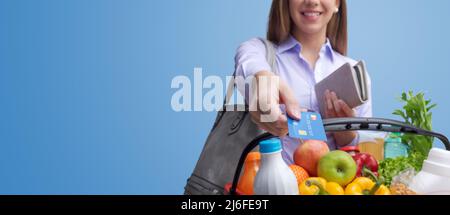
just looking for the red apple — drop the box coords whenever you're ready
[294,140,329,176]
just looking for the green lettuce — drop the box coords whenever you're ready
[379,91,436,186]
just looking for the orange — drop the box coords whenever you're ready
[237,152,261,195]
[289,165,309,185]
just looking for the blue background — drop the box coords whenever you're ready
[1,0,449,194]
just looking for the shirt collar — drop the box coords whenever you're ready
[277,35,335,62]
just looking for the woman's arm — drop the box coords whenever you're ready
[235,38,271,79]
[324,71,373,147]
[323,90,357,146]
[234,39,302,137]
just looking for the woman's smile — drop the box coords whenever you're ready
[301,10,323,22]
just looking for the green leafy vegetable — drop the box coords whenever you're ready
[378,151,425,185]
[393,91,435,157]
[379,91,436,186]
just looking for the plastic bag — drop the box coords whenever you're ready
[389,168,418,195]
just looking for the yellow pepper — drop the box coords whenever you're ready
[345,177,374,195]
[345,177,391,195]
[299,177,344,195]
[375,185,391,195]
[326,182,345,195]
[299,177,326,195]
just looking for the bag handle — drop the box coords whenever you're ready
[323,117,450,150]
[229,117,450,195]
[224,38,278,106]
[229,132,274,195]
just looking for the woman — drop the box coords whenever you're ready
[235,0,372,164]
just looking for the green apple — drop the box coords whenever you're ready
[317,151,357,186]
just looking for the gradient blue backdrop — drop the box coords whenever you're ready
[1,0,449,194]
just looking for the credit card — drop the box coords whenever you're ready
[287,111,327,141]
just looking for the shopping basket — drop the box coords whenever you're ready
[225,117,450,195]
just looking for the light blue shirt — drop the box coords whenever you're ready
[235,35,373,164]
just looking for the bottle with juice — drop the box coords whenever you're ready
[357,131,386,161]
[237,152,260,195]
[253,138,299,195]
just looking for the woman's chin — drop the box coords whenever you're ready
[297,25,326,36]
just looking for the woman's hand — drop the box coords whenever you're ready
[249,71,304,137]
[324,90,357,146]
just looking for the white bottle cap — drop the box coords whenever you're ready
[426,148,450,167]
[422,148,450,178]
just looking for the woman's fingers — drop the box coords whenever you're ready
[338,100,355,117]
[324,90,335,118]
[251,113,276,134]
[250,103,288,136]
[323,90,336,118]
[260,120,288,137]
[325,90,333,111]
[279,80,301,120]
[332,92,356,117]
[326,91,356,118]
[330,91,342,113]
[274,114,289,136]
[255,75,282,123]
